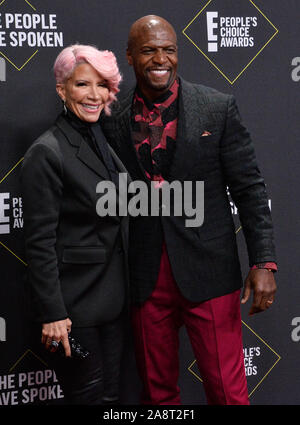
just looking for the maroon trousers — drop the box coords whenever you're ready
[132,244,249,405]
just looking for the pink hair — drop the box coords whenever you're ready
[53,44,122,115]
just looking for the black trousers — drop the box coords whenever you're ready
[34,317,124,405]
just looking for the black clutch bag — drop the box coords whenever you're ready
[58,334,90,360]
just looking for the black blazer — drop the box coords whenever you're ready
[21,115,130,326]
[101,78,276,305]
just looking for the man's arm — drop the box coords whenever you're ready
[220,95,277,314]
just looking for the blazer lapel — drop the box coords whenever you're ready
[56,115,110,181]
[121,103,150,184]
[168,78,207,182]
[77,140,111,181]
[109,145,132,184]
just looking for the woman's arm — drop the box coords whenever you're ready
[21,138,71,355]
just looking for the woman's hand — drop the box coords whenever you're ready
[41,318,72,357]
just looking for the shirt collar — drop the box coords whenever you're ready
[135,78,179,110]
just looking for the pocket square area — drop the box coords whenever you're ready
[201,131,212,137]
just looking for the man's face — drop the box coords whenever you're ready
[127,24,178,101]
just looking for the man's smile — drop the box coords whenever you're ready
[147,68,170,76]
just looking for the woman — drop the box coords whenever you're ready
[21,45,129,405]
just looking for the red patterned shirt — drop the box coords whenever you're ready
[132,79,179,184]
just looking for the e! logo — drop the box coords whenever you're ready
[0,57,6,81]
[0,317,6,342]
[206,12,218,52]
[0,193,10,234]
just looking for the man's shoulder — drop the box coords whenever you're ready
[180,78,231,106]
[107,79,233,119]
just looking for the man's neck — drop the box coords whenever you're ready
[136,78,179,106]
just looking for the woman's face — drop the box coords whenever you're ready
[56,63,110,122]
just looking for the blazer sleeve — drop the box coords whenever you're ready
[220,95,276,266]
[20,140,68,323]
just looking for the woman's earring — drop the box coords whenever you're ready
[63,101,67,115]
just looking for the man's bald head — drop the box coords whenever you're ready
[127,15,177,52]
[126,15,178,101]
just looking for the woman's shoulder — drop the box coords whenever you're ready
[26,121,63,156]
[23,123,64,172]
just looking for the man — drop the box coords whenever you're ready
[101,15,277,405]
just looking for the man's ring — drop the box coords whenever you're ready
[51,340,59,348]
[267,300,273,304]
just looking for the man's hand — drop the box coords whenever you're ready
[41,318,72,357]
[241,269,277,316]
